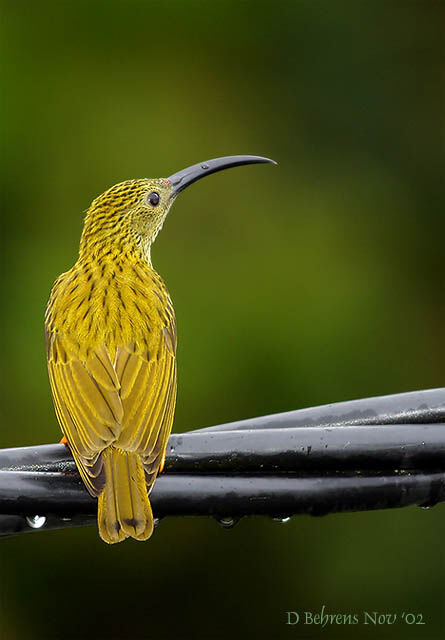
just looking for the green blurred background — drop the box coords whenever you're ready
[1,1,444,638]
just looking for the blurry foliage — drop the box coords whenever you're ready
[0,1,444,639]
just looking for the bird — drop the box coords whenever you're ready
[45,155,276,544]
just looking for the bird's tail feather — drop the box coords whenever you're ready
[98,448,154,544]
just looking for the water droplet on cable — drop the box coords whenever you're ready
[201,164,209,170]
[215,516,239,529]
[26,515,46,529]
[419,498,438,509]
[273,516,292,524]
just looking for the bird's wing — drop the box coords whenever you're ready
[115,321,177,491]
[45,329,123,496]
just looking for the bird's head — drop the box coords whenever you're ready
[80,155,276,263]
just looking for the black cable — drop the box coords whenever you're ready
[0,389,444,538]
[2,424,445,474]
[201,388,445,431]
[1,470,443,537]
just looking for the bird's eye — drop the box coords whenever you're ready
[148,191,160,207]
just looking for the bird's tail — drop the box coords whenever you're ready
[98,448,154,544]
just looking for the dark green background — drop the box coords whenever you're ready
[1,1,444,639]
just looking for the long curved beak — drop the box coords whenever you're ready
[168,155,276,198]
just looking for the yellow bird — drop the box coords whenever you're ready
[45,155,275,544]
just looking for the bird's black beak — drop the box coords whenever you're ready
[167,155,276,198]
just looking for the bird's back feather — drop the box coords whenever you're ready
[45,256,176,543]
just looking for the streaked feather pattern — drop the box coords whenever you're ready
[45,179,177,543]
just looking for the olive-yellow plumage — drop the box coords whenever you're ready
[45,178,177,544]
[44,156,274,544]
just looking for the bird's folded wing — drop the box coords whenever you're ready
[115,322,177,490]
[45,331,123,496]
